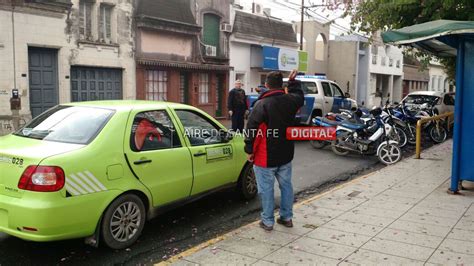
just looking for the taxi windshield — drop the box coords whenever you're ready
[14,106,114,144]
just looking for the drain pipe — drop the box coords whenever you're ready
[11,2,17,90]
[10,2,20,130]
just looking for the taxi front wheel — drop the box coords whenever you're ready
[238,163,257,200]
[101,194,146,249]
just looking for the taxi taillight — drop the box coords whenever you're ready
[18,166,65,192]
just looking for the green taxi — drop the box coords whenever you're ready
[0,101,256,249]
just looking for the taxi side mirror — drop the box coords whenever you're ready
[222,131,233,143]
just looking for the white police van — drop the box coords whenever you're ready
[248,75,357,125]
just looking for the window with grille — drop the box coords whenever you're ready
[199,73,210,104]
[99,4,113,42]
[146,70,168,101]
[79,1,92,39]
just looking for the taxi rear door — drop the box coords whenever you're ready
[124,108,193,207]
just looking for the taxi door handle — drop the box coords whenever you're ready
[194,151,207,157]
[134,159,152,165]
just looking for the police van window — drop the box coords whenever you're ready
[130,110,181,152]
[330,83,343,97]
[175,110,223,146]
[301,82,318,94]
[321,82,332,97]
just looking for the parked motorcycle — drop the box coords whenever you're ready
[420,101,448,143]
[310,109,365,149]
[390,102,429,145]
[331,107,402,165]
[312,107,408,149]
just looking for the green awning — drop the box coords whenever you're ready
[382,20,474,57]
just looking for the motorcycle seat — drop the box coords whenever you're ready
[341,120,367,130]
[320,117,340,126]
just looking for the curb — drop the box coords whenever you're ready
[157,170,377,265]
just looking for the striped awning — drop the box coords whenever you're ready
[137,59,230,71]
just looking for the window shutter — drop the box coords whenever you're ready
[84,2,92,37]
[79,1,85,35]
[105,7,111,39]
[99,6,104,39]
[203,14,220,53]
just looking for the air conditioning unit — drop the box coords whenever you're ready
[253,3,263,14]
[220,23,233,33]
[204,45,217,57]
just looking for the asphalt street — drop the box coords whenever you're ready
[0,141,380,265]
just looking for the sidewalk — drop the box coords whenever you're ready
[166,140,474,265]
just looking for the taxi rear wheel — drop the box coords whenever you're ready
[101,194,146,249]
[238,163,257,200]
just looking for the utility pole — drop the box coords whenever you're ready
[299,0,304,50]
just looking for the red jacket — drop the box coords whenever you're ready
[244,80,304,167]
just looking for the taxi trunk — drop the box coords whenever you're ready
[0,134,83,198]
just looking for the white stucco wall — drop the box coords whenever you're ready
[429,62,449,92]
[327,41,357,98]
[229,41,251,92]
[369,45,403,76]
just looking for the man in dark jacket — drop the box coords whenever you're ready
[244,70,304,231]
[227,80,248,132]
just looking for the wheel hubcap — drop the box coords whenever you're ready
[110,202,141,242]
[380,144,401,164]
[246,168,257,194]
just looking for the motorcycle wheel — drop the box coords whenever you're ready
[377,142,402,165]
[407,124,417,145]
[310,140,327,149]
[429,125,447,143]
[394,126,408,148]
[331,138,350,156]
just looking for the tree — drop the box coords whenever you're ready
[345,0,474,80]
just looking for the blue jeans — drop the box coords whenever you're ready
[253,162,293,226]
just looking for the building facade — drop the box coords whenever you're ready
[295,20,330,75]
[0,0,136,134]
[429,60,451,92]
[328,35,403,107]
[229,5,304,94]
[135,0,230,118]
[402,56,430,97]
